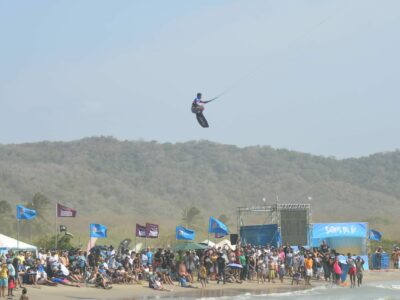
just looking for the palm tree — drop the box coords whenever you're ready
[22,192,52,239]
[0,200,13,235]
[27,192,52,225]
[181,206,201,229]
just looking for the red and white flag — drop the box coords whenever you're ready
[57,203,77,217]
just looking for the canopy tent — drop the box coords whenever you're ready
[0,234,38,255]
[311,222,369,271]
[311,222,368,255]
[172,242,209,252]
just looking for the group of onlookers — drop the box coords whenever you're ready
[3,239,393,295]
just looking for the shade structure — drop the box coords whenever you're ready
[172,242,209,252]
[0,234,38,255]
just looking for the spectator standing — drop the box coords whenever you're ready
[347,253,356,288]
[216,253,226,284]
[0,261,8,297]
[304,254,313,285]
[375,246,383,270]
[355,256,365,287]
[7,259,15,297]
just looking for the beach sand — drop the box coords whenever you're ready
[17,270,400,300]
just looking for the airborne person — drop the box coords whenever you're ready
[191,92,210,128]
[191,93,206,114]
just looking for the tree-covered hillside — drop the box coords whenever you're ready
[1,137,399,241]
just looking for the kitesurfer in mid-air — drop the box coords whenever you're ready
[191,92,206,114]
[191,92,209,128]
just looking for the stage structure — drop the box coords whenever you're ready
[237,204,311,246]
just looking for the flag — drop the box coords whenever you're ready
[57,203,77,217]
[136,224,147,237]
[90,224,107,238]
[176,226,195,240]
[208,217,229,236]
[369,229,382,241]
[16,205,37,220]
[146,223,159,238]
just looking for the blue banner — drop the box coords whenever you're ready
[90,224,107,238]
[176,226,195,240]
[369,229,382,241]
[16,205,37,220]
[312,223,367,239]
[208,217,229,236]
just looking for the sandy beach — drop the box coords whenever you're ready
[14,270,400,300]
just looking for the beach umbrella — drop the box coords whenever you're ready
[227,263,243,269]
[172,242,209,252]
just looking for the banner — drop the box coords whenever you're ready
[57,203,77,217]
[90,224,107,238]
[136,224,147,238]
[208,217,229,236]
[176,226,195,240]
[16,205,37,220]
[146,223,159,238]
[369,229,382,241]
[312,223,367,239]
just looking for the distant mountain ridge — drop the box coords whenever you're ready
[1,137,399,237]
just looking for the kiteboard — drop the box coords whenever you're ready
[196,112,209,128]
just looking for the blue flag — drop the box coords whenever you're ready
[176,226,195,240]
[208,217,229,236]
[90,224,107,238]
[369,229,382,241]
[16,205,37,220]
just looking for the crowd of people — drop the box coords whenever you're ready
[0,239,374,296]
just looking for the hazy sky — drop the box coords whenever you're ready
[1,0,399,158]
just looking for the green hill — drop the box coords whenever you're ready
[1,137,399,245]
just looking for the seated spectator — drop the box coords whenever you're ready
[149,272,172,292]
[95,271,112,289]
[178,263,193,283]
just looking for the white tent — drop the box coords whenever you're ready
[216,239,236,250]
[0,233,38,255]
[201,239,216,247]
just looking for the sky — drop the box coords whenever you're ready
[0,0,399,158]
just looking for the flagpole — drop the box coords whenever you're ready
[55,202,58,250]
[17,219,20,250]
[134,232,137,253]
[89,225,92,251]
